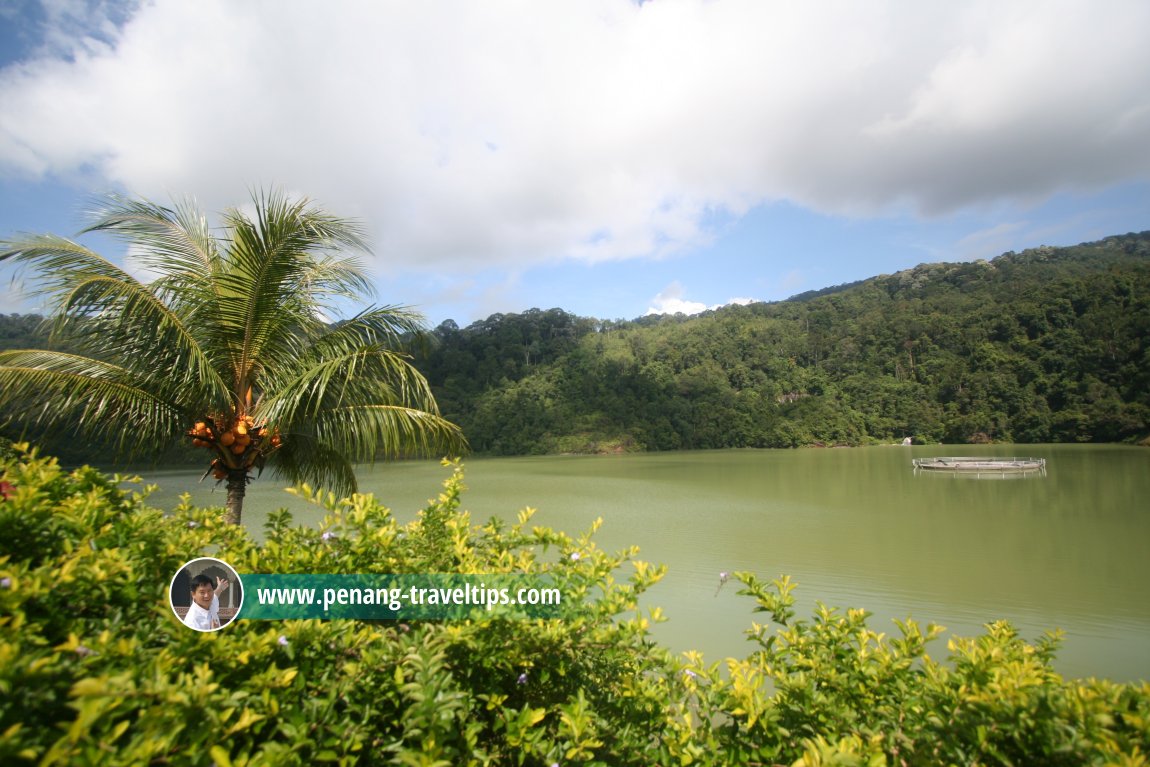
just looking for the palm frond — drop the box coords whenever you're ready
[0,234,136,310]
[55,277,230,408]
[261,405,465,497]
[81,194,223,283]
[269,433,360,497]
[213,191,373,398]
[311,404,468,461]
[0,350,186,456]
[323,304,430,346]
[0,234,230,407]
[294,252,375,304]
[259,344,443,429]
[222,191,372,303]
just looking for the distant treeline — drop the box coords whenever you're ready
[416,232,1150,454]
[4,231,1149,461]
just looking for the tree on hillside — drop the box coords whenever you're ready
[0,190,467,524]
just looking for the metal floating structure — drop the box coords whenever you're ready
[912,456,1046,478]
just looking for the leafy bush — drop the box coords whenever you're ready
[2,446,1148,765]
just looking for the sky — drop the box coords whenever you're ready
[1,0,1148,328]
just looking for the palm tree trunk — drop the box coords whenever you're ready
[224,471,246,525]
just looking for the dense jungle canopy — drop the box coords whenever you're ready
[416,231,1150,454]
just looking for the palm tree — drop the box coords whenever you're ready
[0,190,467,524]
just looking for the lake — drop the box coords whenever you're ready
[134,443,1150,682]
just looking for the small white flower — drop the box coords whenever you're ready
[569,552,581,561]
[278,635,289,647]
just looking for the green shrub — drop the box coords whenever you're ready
[0,448,688,766]
[1,445,1147,765]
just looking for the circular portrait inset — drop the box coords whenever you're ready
[170,557,244,632]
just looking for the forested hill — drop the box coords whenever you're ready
[418,232,1150,454]
[3,231,1148,460]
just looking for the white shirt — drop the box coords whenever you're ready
[183,594,221,631]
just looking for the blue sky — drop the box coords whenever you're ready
[2,1,1148,327]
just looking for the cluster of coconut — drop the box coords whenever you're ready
[188,415,282,479]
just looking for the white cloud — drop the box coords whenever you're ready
[646,282,707,316]
[1,0,1148,281]
[645,282,756,316]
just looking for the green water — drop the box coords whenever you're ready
[135,444,1150,682]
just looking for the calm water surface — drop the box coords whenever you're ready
[136,444,1150,682]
